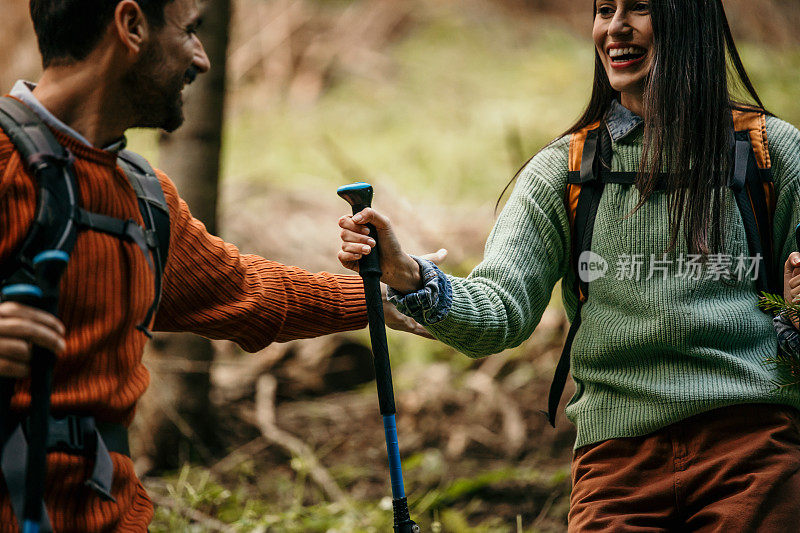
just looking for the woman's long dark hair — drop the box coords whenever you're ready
[499,0,770,257]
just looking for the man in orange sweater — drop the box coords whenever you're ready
[0,1,434,530]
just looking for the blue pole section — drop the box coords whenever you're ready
[383,415,406,499]
[23,521,40,533]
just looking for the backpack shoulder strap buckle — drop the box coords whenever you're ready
[26,149,74,174]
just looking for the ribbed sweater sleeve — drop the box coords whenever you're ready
[152,172,367,351]
[425,138,571,356]
[767,116,800,273]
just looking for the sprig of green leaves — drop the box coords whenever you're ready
[758,292,800,321]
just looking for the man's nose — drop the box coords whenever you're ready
[193,37,211,74]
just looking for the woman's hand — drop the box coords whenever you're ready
[338,207,428,294]
[0,301,66,378]
[784,252,800,328]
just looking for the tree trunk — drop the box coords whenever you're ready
[138,0,231,472]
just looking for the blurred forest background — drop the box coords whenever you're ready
[3,0,800,531]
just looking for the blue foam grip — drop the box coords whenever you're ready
[337,182,371,193]
[383,415,406,499]
[1,284,43,300]
[23,520,40,533]
[32,250,69,266]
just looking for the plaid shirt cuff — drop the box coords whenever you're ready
[774,312,800,357]
[387,256,452,324]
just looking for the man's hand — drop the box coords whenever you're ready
[383,284,433,339]
[784,252,800,329]
[0,302,65,378]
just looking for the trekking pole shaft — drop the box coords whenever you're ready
[383,414,405,498]
[24,344,55,533]
[363,275,396,416]
[23,253,66,533]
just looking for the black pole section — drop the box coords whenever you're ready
[0,376,14,443]
[338,183,419,533]
[0,288,43,446]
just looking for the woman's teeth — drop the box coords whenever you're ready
[609,47,645,61]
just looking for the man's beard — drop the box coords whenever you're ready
[125,43,186,132]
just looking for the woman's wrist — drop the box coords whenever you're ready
[388,255,424,294]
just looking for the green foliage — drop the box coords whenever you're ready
[764,349,800,392]
[759,292,800,391]
[759,292,800,322]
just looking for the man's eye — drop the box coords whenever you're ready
[186,19,203,35]
[634,2,649,11]
[598,6,615,16]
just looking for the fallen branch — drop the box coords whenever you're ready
[255,374,347,503]
[210,436,269,476]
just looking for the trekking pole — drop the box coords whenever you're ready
[1,250,69,533]
[338,183,420,533]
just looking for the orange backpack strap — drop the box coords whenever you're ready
[547,122,604,427]
[565,122,603,302]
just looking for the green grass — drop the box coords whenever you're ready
[148,462,571,532]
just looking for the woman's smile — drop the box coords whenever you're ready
[607,43,648,69]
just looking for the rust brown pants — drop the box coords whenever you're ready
[569,404,800,532]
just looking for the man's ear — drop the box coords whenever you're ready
[113,0,149,56]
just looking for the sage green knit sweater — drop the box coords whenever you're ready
[426,116,800,449]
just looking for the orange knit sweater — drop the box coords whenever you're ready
[0,124,367,531]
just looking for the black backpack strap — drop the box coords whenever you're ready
[544,302,582,427]
[729,131,777,296]
[0,98,81,287]
[117,150,171,336]
[546,124,610,427]
[0,97,68,169]
[74,210,155,269]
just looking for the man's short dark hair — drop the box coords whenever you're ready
[30,1,174,68]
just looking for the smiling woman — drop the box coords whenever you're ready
[337,0,800,530]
